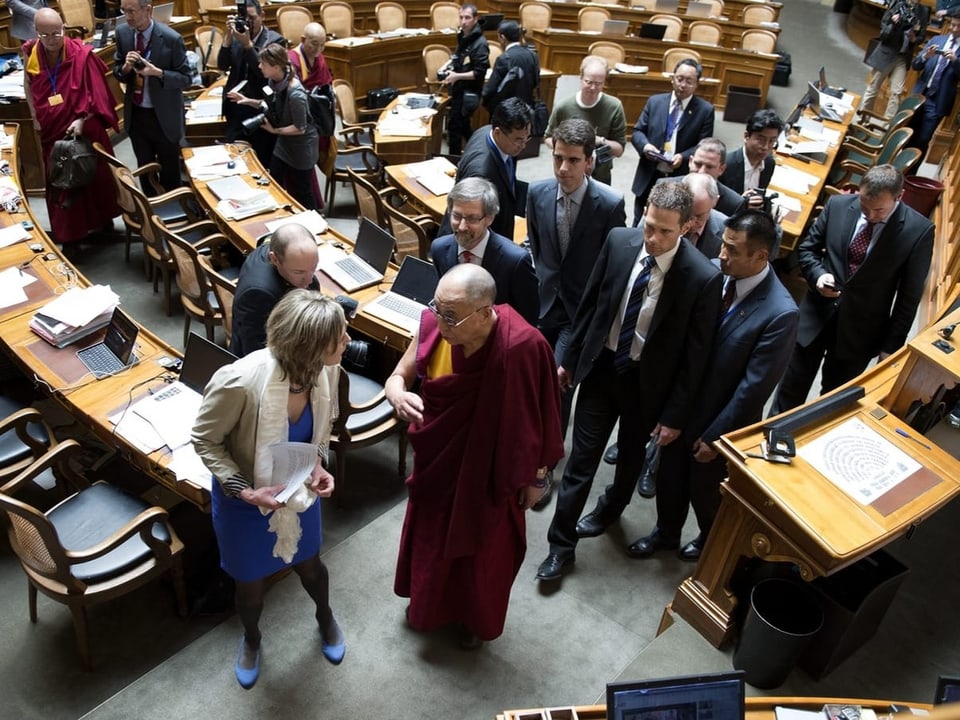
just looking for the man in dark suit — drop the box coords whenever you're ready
[482,20,539,115]
[771,164,935,414]
[432,177,539,325]
[630,211,799,561]
[114,0,192,195]
[909,13,960,156]
[536,182,722,582]
[440,98,533,242]
[718,109,783,206]
[630,58,715,225]
[688,139,744,217]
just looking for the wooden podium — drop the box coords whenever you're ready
[664,308,960,648]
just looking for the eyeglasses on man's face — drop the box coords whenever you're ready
[581,77,605,88]
[38,31,64,38]
[427,299,490,327]
[449,211,487,226]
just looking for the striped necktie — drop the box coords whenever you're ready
[614,255,656,371]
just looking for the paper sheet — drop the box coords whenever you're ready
[169,444,213,490]
[265,210,329,236]
[270,442,319,503]
[0,223,30,248]
[0,266,35,307]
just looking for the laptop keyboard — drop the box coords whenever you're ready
[377,293,422,319]
[77,343,124,377]
[337,256,380,284]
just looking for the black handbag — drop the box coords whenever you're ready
[48,133,97,191]
[366,87,399,109]
[531,100,549,137]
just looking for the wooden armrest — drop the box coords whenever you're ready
[840,159,870,173]
[841,136,882,153]
[64,504,174,564]
[1,439,87,496]
[347,388,388,414]
[846,123,885,143]
[63,24,87,38]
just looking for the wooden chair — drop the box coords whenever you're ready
[347,166,395,229]
[197,254,238,349]
[0,440,188,670]
[320,1,356,39]
[195,0,225,23]
[649,14,683,41]
[194,25,224,86]
[329,370,406,493]
[60,0,94,38]
[332,79,380,144]
[423,44,453,93]
[844,109,915,151]
[276,6,314,45]
[698,0,724,17]
[430,1,461,31]
[663,47,701,73]
[375,1,406,31]
[857,94,925,133]
[578,6,611,32]
[383,202,437,261]
[588,41,625,67]
[488,41,503,67]
[519,1,552,32]
[740,28,777,53]
[742,3,777,24]
[0,399,54,487]
[828,127,913,189]
[688,20,722,45]
[327,146,383,214]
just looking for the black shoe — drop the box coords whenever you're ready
[603,443,619,464]
[637,472,657,499]
[679,535,704,561]
[626,529,679,559]
[536,552,574,581]
[575,509,615,538]
[458,625,484,651]
[532,470,554,511]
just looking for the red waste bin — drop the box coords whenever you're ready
[902,176,944,218]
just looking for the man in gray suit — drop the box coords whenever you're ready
[115,0,191,194]
[8,0,45,41]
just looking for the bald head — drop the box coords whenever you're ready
[268,223,319,288]
[300,22,327,59]
[438,264,496,306]
[35,8,64,32]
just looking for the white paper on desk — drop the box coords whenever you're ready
[791,140,831,154]
[0,222,30,248]
[168,444,213,491]
[325,36,375,47]
[0,267,33,307]
[378,117,431,137]
[772,193,802,213]
[798,418,921,505]
[131,381,202,450]
[217,195,277,220]
[271,442,318,504]
[109,408,166,454]
[265,210,329,237]
[613,62,649,74]
[775,708,822,720]
[186,99,223,119]
[190,145,233,165]
[39,285,119,328]
[0,133,13,149]
[770,164,819,193]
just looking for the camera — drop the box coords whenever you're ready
[133,58,145,70]
[436,69,450,81]
[595,143,613,166]
[234,17,246,33]
[241,113,266,134]
[342,340,369,370]
[235,0,247,32]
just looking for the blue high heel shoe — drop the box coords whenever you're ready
[321,618,346,665]
[235,635,261,689]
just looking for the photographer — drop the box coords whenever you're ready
[862,0,929,119]
[218,0,284,164]
[228,43,319,211]
[440,4,489,155]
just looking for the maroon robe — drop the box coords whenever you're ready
[289,46,333,208]
[395,306,564,640]
[23,37,120,243]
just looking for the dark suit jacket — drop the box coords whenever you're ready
[718,148,775,194]
[217,27,286,135]
[440,126,528,240]
[715,180,746,216]
[431,230,539,325]
[561,233,722,430]
[690,268,798,442]
[797,194,934,360]
[691,209,726,260]
[630,93,715,195]
[911,34,960,117]
[113,21,191,144]
[482,43,540,112]
[526,177,626,324]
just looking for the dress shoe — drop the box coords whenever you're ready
[234,635,261,689]
[532,470,554,511]
[576,509,614,538]
[637,472,657,499]
[321,616,346,665]
[626,529,679,559]
[458,625,484,651]
[603,443,619,464]
[679,535,704,561]
[535,552,574,581]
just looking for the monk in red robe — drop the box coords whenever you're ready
[23,8,120,245]
[386,264,564,650]
[289,21,333,208]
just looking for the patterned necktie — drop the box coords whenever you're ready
[929,39,953,92]
[614,255,656,371]
[459,249,475,264]
[666,99,682,140]
[557,195,571,257]
[721,278,737,315]
[847,221,875,276]
[133,32,145,105]
[505,155,516,191]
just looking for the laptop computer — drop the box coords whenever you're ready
[806,82,843,122]
[817,65,844,98]
[76,308,139,379]
[153,2,174,23]
[654,0,680,13]
[607,671,745,720]
[934,675,960,705]
[687,1,714,17]
[317,218,396,292]
[362,256,439,333]
[638,22,669,40]
[601,19,630,36]
[480,13,504,32]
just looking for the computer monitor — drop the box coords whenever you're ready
[480,13,504,31]
[607,671,745,720]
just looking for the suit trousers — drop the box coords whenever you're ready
[547,349,653,556]
[447,90,474,156]
[539,322,574,438]
[654,435,726,543]
[130,105,182,196]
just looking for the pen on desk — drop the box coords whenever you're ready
[895,427,932,450]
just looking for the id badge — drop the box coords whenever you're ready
[48,93,63,106]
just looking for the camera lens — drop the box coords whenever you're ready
[133,59,145,70]
[342,340,369,370]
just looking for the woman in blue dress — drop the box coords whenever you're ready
[193,290,349,689]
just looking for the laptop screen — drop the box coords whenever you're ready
[180,332,237,394]
[607,671,745,720]
[655,0,680,13]
[104,308,139,365]
[481,13,504,31]
[391,256,439,305]
[818,65,828,91]
[602,20,630,35]
[686,1,714,17]
[639,22,668,40]
[153,2,174,23]
[354,218,397,274]
[935,676,960,705]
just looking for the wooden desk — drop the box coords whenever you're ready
[184,78,227,146]
[204,0,438,36]
[665,307,960,648]
[385,158,456,222]
[529,29,778,111]
[374,95,448,165]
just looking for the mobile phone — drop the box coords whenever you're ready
[825,281,843,291]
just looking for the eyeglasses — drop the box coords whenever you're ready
[449,212,487,226]
[37,31,64,38]
[581,78,605,88]
[427,299,490,327]
[749,134,779,148]
[673,75,699,86]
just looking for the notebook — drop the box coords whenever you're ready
[76,308,139,379]
[601,19,630,35]
[687,1,715,17]
[317,219,396,292]
[607,671,745,720]
[638,22,668,40]
[806,82,843,122]
[362,256,439,333]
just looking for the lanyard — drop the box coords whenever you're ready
[45,54,62,94]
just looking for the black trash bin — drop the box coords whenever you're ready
[732,578,823,689]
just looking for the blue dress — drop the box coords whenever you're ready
[212,404,323,582]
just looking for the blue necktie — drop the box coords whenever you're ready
[614,255,656,371]
[505,155,515,191]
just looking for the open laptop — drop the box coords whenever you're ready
[317,218,396,292]
[934,675,960,705]
[654,0,680,13]
[638,22,669,40]
[601,19,630,36]
[153,2,174,23]
[607,671,745,720]
[480,13,504,31]
[687,1,715,17]
[76,308,139,379]
[362,256,439,333]
[817,65,844,98]
[806,82,843,122]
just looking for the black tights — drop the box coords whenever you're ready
[235,555,333,649]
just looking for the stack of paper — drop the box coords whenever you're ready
[403,158,456,196]
[770,164,820,194]
[377,106,435,137]
[265,210,329,237]
[185,99,224,120]
[614,62,649,74]
[208,175,277,219]
[187,146,248,179]
[29,285,119,348]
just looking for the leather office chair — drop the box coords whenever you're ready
[0,399,54,488]
[740,28,777,53]
[588,41,625,67]
[276,6,314,45]
[688,20,722,45]
[828,127,914,189]
[0,440,188,670]
[375,1,406,32]
[663,47,701,72]
[383,202,437,261]
[329,370,406,494]
[649,14,683,41]
[422,44,453,93]
[742,3,777,25]
[429,1,460,31]
[197,254,238,349]
[320,1,356,39]
[519,2,552,33]
[194,25,224,86]
[578,6,610,32]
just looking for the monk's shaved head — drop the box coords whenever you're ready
[439,264,496,306]
[35,8,64,31]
